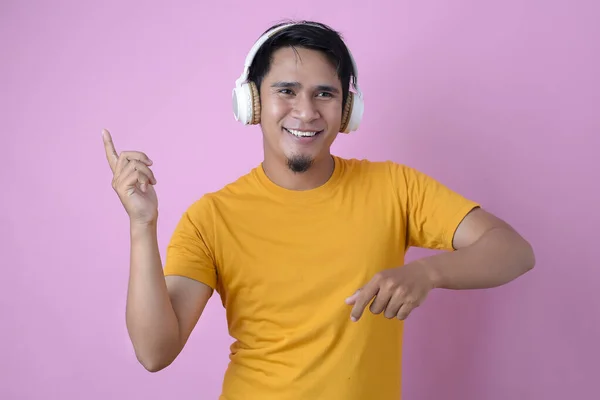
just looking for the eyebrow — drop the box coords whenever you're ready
[270,81,340,93]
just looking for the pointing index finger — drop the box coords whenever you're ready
[102,129,119,172]
[350,282,379,322]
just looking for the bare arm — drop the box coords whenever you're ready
[423,207,536,290]
[127,221,213,372]
[102,129,212,372]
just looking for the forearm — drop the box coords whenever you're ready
[126,220,180,370]
[422,227,535,290]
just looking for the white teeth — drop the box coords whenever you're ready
[286,128,318,137]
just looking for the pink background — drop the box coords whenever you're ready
[2,0,598,399]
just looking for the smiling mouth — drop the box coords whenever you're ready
[284,128,324,138]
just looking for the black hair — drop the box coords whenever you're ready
[247,20,355,107]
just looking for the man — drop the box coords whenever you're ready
[103,20,534,400]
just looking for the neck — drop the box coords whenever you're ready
[262,153,335,191]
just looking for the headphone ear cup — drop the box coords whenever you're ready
[248,81,261,125]
[340,91,364,133]
[340,92,354,133]
[232,81,261,125]
[232,83,251,125]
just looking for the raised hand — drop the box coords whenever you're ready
[103,129,158,225]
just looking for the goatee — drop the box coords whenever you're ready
[286,154,314,173]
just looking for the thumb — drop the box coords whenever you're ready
[345,288,362,305]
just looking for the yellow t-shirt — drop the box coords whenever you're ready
[164,155,479,400]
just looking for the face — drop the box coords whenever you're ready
[259,46,344,173]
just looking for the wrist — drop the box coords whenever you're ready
[415,258,443,290]
[130,218,158,238]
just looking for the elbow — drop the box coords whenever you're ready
[143,362,169,373]
[127,326,182,373]
[133,342,180,373]
[138,354,174,373]
[519,237,536,273]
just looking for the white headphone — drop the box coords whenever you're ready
[232,22,364,133]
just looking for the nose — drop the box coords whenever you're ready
[291,93,320,122]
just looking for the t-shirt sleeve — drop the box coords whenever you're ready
[390,162,480,251]
[163,196,218,290]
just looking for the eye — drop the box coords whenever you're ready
[278,89,294,96]
[317,92,333,98]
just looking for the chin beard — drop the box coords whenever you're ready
[286,154,314,173]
